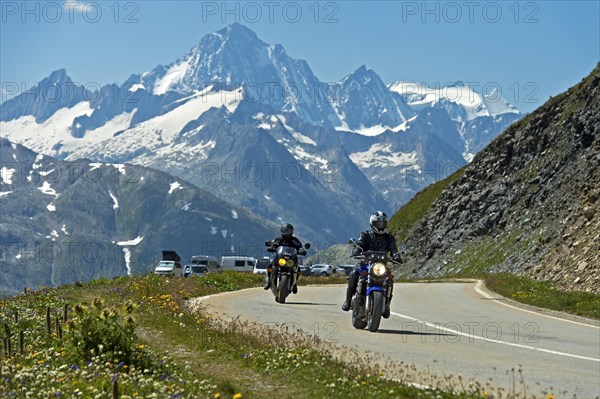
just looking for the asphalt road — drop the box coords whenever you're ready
[197,282,600,398]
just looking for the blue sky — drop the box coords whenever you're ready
[1,1,599,113]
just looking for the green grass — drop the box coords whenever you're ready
[1,273,484,398]
[484,274,600,320]
[443,229,526,277]
[389,167,466,242]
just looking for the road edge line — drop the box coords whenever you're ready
[474,280,600,329]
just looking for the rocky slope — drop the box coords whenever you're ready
[392,64,600,292]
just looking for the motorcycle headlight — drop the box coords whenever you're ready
[278,258,287,266]
[372,263,387,276]
[286,259,294,267]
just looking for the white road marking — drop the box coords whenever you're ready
[474,280,600,329]
[390,311,600,363]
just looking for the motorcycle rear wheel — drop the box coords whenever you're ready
[351,296,367,329]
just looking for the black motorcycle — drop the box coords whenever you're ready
[265,241,310,303]
[351,250,398,332]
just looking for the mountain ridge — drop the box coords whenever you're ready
[0,137,279,296]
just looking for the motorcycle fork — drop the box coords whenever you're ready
[364,275,372,310]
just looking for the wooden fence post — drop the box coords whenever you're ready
[46,307,51,335]
[18,331,24,356]
[5,325,11,356]
[112,379,119,399]
[3,324,9,356]
[55,317,61,339]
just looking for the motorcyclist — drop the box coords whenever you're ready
[264,223,306,294]
[341,211,402,318]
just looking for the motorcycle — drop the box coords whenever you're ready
[265,241,310,303]
[350,250,398,332]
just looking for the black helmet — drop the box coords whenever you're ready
[370,211,388,234]
[280,223,294,238]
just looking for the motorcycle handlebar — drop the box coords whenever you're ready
[350,252,402,265]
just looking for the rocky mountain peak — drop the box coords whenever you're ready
[46,68,70,84]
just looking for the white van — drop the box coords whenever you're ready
[220,256,256,272]
[154,251,183,276]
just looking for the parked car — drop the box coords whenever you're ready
[253,258,270,274]
[184,264,209,277]
[310,264,334,277]
[338,265,355,276]
[299,265,312,276]
[190,255,221,271]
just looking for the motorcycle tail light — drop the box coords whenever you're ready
[372,263,387,276]
[278,258,287,266]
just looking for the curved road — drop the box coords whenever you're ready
[198,282,600,398]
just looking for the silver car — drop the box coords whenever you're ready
[310,264,333,277]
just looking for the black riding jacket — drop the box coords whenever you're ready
[355,230,399,257]
[270,236,305,254]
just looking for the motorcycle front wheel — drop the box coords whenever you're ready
[277,274,290,304]
[367,291,384,332]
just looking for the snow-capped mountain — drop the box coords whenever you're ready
[0,23,522,242]
[67,97,390,244]
[388,80,521,162]
[0,69,91,124]
[388,80,520,122]
[332,66,414,135]
[129,23,341,128]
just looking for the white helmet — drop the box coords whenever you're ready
[370,211,388,234]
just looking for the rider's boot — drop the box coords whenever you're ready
[291,272,299,294]
[341,289,354,311]
[263,269,272,290]
[342,271,359,311]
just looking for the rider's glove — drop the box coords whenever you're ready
[392,253,403,264]
[351,246,363,257]
[298,248,307,256]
